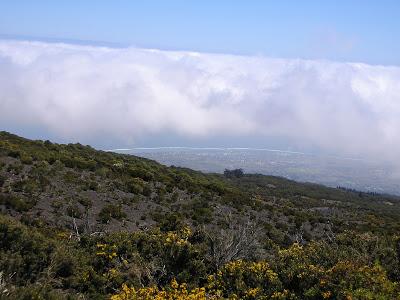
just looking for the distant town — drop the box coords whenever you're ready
[119,148,399,195]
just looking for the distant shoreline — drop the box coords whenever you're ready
[106,147,365,161]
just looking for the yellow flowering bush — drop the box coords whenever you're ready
[277,242,400,299]
[318,262,400,299]
[277,242,325,295]
[164,226,192,246]
[96,243,118,260]
[206,260,280,299]
[110,243,400,299]
[110,279,207,300]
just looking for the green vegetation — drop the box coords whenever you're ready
[98,204,126,223]
[0,131,399,299]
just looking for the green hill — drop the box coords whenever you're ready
[0,131,399,299]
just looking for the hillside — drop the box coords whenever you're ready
[0,131,399,299]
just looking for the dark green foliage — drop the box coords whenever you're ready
[170,191,179,203]
[85,180,99,191]
[152,212,184,232]
[125,178,144,194]
[67,203,83,218]
[0,193,37,212]
[4,284,71,299]
[224,168,244,178]
[0,216,55,284]
[7,162,23,174]
[7,149,20,158]
[0,213,398,299]
[128,167,154,181]
[11,178,39,193]
[78,197,92,208]
[0,174,5,187]
[63,170,78,183]
[20,153,33,165]
[98,204,126,223]
[186,198,213,224]
[53,251,76,278]
[142,184,152,197]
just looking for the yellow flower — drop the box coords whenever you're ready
[171,278,179,289]
[110,280,207,300]
[322,291,332,299]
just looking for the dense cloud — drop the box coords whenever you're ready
[0,40,400,162]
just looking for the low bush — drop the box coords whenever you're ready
[0,193,36,212]
[98,204,126,223]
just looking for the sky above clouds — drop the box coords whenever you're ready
[1,40,400,165]
[1,1,400,65]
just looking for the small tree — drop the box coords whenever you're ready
[223,168,244,178]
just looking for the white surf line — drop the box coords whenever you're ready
[107,146,318,157]
[105,146,366,162]
[108,148,133,151]
[106,146,307,153]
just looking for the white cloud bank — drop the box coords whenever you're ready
[0,40,400,163]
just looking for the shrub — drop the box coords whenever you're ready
[66,203,83,218]
[0,216,55,284]
[7,163,23,174]
[0,193,36,212]
[78,197,92,208]
[141,184,152,197]
[0,174,5,187]
[208,260,281,298]
[187,198,213,224]
[7,149,20,158]
[223,168,244,178]
[111,280,206,300]
[128,167,154,182]
[11,179,39,194]
[64,171,79,184]
[98,204,126,223]
[51,199,64,211]
[20,153,33,165]
[85,180,98,191]
[126,179,143,194]
[153,212,183,232]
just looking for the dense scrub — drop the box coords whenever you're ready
[0,214,399,299]
[0,131,399,299]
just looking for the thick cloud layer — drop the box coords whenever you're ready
[0,40,400,163]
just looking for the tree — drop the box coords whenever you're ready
[223,168,244,178]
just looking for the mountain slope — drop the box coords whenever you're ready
[0,131,399,299]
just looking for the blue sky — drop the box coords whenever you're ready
[1,0,400,65]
